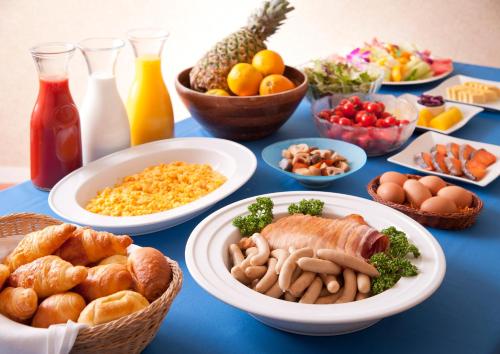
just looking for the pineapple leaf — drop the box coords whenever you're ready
[246,0,294,41]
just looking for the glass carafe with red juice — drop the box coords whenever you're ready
[30,43,82,190]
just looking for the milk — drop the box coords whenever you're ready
[80,74,130,164]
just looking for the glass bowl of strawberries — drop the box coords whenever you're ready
[312,94,417,156]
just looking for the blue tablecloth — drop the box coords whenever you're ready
[1,62,499,354]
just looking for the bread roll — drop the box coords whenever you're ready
[77,290,149,326]
[0,287,38,322]
[98,255,128,266]
[5,223,75,271]
[127,247,171,302]
[32,292,86,328]
[0,264,10,289]
[75,264,132,302]
[8,255,88,298]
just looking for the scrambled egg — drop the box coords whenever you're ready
[85,162,227,216]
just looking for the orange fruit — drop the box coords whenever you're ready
[206,89,230,96]
[259,74,295,95]
[227,63,263,96]
[252,50,285,76]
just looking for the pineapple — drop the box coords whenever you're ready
[189,0,293,92]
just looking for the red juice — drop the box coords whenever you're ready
[30,78,82,190]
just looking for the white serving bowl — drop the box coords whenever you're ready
[48,138,256,235]
[185,191,446,335]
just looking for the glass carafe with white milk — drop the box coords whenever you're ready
[78,38,130,164]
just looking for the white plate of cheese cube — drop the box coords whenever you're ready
[424,75,500,111]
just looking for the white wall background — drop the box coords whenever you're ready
[1,0,499,181]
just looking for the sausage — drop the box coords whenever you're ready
[319,287,330,297]
[288,271,316,297]
[297,257,341,275]
[355,292,370,301]
[250,233,270,266]
[245,247,258,257]
[319,274,340,294]
[240,248,258,271]
[356,273,371,294]
[317,249,379,277]
[290,266,302,283]
[335,269,357,303]
[238,237,255,250]
[284,292,297,302]
[245,265,267,280]
[271,249,289,274]
[255,258,278,293]
[315,288,343,304]
[278,247,314,291]
[229,244,245,267]
[264,279,283,299]
[230,266,250,284]
[299,276,322,304]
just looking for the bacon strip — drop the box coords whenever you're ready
[261,214,388,259]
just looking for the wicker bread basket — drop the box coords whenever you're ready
[0,213,183,354]
[367,174,483,230]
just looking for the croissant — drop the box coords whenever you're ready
[128,247,171,302]
[8,255,88,298]
[78,290,149,326]
[0,264,10,289]
[32,292,86,328]
[99,255,128,266]
[0,287,38,322]
[4,223,75,271]
[75,263,132,302]
[54,228,132,265]
[261,214,389,259]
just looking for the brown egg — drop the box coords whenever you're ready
[377,182,405,204]
[419,176,447,195]
[437,186,473,209]
[403,179,432,208]
[421,196,458,213]
[379,171,408,186]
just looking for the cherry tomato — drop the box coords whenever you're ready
[366,102,382,116]
[329,115,342,124]
[318,110,330,120]
[362,101,371,110]
[384,116,397,126]
[349,96,361,107]
[353,123,363,127]
[375,119,387,128]
[339,99,350,106]
[355,110,367,123]
[338,117,353,126]
[333,108,344,117]
[341,101,356,118]
[381,111,392,118]
[399,119,410,125]
[360,112,377,127]
[376,101,385,112]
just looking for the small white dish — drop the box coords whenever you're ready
[185,191,446,336]
[388,131,500,187]
[48,138,257,235]
[424,74,500,111]
[382,67,453,86]
[400,93,484,134]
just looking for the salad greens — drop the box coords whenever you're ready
[304,60,379,98]
[369,227,420,295]
[288,198,324,216]
[232,197,325,235]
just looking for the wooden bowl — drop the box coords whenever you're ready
[175,66,308,141]
[367,174,483,230]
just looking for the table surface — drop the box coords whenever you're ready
[1,62,499,354]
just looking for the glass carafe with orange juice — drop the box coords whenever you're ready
[127,28,174,145]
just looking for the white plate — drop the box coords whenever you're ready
[49,138,257,235]
[388,131,500,187]
[185,191,446,336]
[424,74,500,111]
[382,67,453,86]
[399,93,483,134]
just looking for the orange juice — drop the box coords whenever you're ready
[126,55,174,145]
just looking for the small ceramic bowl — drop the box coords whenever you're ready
[175,66,308,141]
[261,137,367,188]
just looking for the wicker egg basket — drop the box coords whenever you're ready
[367,174,483,230]
[0,213,183,354]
